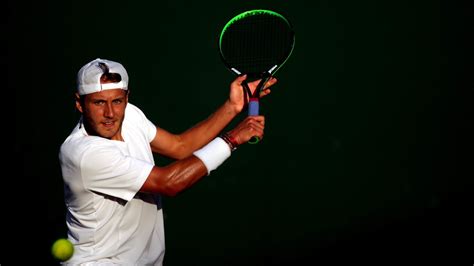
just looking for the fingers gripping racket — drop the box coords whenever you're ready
[219,9,295,144]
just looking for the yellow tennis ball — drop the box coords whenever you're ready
[51,238,74,261]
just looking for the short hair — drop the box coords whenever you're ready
[98,62,122,84]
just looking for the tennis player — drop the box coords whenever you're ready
[58,58,277,265]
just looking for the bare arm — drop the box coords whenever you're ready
[150,75,277,159]
[141,115,266,196]
[140,156,207,197]
[141,75,275,196]
[150,100,238,159]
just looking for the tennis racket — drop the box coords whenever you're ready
[219,9,295,144]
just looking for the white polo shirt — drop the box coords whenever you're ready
[59,103,165,265]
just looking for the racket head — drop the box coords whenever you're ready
[219,9,295,82]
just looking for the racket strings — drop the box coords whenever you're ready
[220,14,293,75]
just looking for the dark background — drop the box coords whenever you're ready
[10,0,473,264]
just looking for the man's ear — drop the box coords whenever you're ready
[75,92,83,113]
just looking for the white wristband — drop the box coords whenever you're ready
[193,137,231,175]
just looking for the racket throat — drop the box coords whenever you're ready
[243,73,271,116]
[268,64,278,74]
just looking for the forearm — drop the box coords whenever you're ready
[140,156,208,196]
[178,100,239,155]
[141,138,232,196]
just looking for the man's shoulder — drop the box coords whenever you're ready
[125,102,151,125]
[125,102,144,116]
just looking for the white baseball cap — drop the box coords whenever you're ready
[77,58,129,95]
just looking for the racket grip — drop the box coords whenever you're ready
[248,98,259,116]
[247,98,260,144]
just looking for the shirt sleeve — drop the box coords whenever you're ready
[80,144,154,202]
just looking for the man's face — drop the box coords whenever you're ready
[76,89,128,140]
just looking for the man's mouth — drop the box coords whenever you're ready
[102,121,115,128]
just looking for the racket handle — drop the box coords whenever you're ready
[248,98,259,116]
[248,98,260,144]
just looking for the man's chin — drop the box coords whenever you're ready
[98,129,118,139]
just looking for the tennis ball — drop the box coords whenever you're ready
[51,238,74,261]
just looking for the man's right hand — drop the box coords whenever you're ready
[226,115,265,146]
